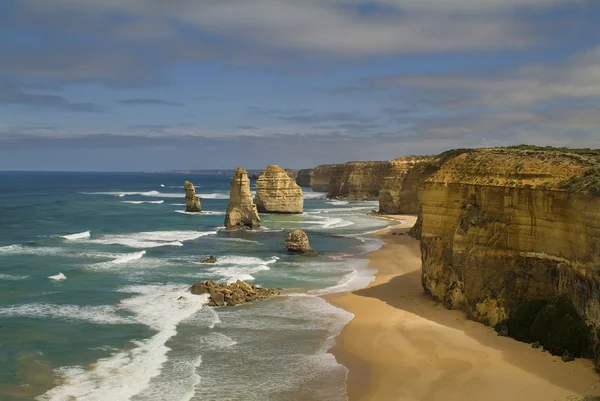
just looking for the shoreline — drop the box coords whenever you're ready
[324,215,600,401]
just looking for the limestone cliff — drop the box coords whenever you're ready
[417,146,600,360]
[184,180,202,212]
[378,156,433,214]
[296,169,313,187]
[311,164,343,192]
[255,165,303,214]
[224,167,261,230]
[309,161,390,199]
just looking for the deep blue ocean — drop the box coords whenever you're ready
[0,172,391,401]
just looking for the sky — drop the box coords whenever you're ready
[1,0,600,171]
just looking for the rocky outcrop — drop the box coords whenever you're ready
[189,280,280,306]
[184,180,202,212]
[296,169,313,187]
[417,146,600,360]
[285,230,316,255]
[199,255,217,264]
[285,169,297,180]
[224,167,261,230]
[255,165,303,214]
[379,156,433,214]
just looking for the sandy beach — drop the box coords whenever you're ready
[325,215,600,401]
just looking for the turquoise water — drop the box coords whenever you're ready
[0,172,390,401]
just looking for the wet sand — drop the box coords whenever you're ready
[325,215,600,401]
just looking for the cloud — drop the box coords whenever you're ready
[250,107,376,124]
[369,46,600,109]
[0,80,103,112]
[118,98,184,106]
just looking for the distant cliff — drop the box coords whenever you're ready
[416,146,600,362]
[308,161,389,199]
[296,169,313,187]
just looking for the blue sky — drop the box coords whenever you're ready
[1,0,599,170]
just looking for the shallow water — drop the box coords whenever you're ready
[0,172,389,401]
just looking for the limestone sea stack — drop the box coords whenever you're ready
[184,180,202,212]
[255,165,303,214]
[224,167,261,230]
[285,230,316,255]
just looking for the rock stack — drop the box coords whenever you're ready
[285,230,317,256]
[224,167,261,230]
[255,165,303,214]
[189,280,280,306]
[184,180,202,212]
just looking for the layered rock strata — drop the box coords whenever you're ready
[224,167,261,230]
[189,280,280,306]
[285,230,316,255]
[255,165,303,214]
[296,169,313,187]
[184,180,202,212]
[417,147,600,360]
[309,161,390,199]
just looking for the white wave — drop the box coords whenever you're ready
[295,215,354,229]
[39,285,209,401]
[88,231,216,249]
[160,184,165,187]
[308,206,373,214]
[112,251,146,265]
[0,245,122,259]
[81,191,182,199]
[48,272,67,281]
[0,304,133,325]
[326,200,349,205]
[0,273,29,280]
[61,231,91,240]
[196,192,229,199]
[122,200,164,205]
[174,210,225,216]
[205,255,278,283]
[303,191,327,199]
[169,203,186,206]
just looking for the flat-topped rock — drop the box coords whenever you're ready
[224,167,261,230]
[256,165,303,214]
[184,180,202,212]
[189,279,280,306]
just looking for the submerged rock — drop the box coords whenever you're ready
[199,255,217,264]
[189,279,280,306]
[285,230,317,256]
[184,180,202,212]
[256,165,303,214]
[224,167,261,230]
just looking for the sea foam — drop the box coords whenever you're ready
[38,285,209,401]
[89,231,216,249]
[61,231,91,240]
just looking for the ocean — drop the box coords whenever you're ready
[0,171,391,401]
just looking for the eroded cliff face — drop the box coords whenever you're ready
[309,161,390,199]
[379,156,433,214]
[296,169,313,187]
[311,165,343,192]
[418,147,600,359]
[255,165,303,214]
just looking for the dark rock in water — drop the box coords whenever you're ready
[189,279,280,306]
[285,230,317,256]
[199,255,217,264]
[497,325,509,337]
[561,350,575,362]
[531,341,541,349]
